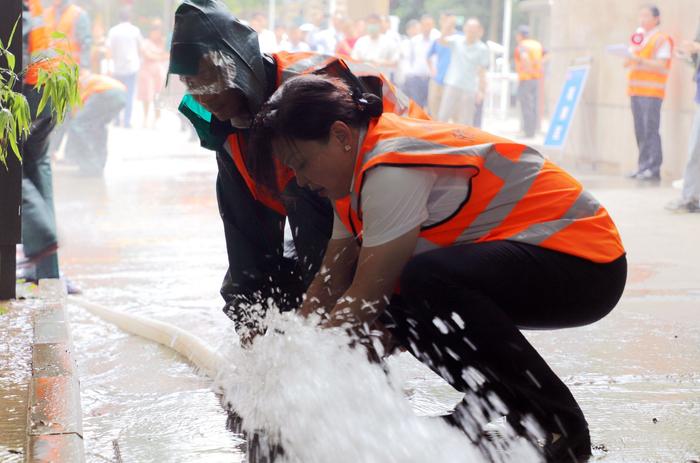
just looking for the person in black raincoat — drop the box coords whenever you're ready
[167,0,426,344]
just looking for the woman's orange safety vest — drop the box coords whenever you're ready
[628,31,673,99]
[335,114,625,264]
[514,39,543,81]
[223,52,430,216]
[44,3,83,66]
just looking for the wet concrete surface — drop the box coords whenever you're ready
[48,117,700,462]
[54,120,243,462]
[0,299,34,462]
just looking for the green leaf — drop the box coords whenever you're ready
[7,18,19,47]
[5,50,15,72]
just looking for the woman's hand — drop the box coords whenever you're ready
[322,226,420,330]
[299,237,359,319]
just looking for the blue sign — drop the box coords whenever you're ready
[544,65,590,148]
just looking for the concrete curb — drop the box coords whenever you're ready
[27,280,85,463]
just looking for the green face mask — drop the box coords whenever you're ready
[366,24,381,35]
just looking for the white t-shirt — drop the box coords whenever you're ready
[351,34,399,75]
[107,22,143,75]
[258,29,278,54]
[331,166,470,247]
[407,30,440,77]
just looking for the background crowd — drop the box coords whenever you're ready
[14,0,700,295]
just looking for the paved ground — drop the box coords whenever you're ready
[14,112,699,462]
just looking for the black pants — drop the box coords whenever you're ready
[21,85,59,279]
[381,241,627,441]
[518,79,539,137]
[631,95,663,177]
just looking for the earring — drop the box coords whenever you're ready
[344,145,351,151]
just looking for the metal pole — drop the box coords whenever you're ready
[500,0,513,119]
[268,0,276,31]
[329,0,336,16]
[0,0,23,300]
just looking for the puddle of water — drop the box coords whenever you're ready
[0,300,35,462]
[67,300,242,463]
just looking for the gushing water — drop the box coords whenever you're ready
[215,310,542,463]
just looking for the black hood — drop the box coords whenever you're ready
[168,0,268,114]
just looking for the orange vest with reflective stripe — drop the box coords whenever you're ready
[44,4,83,66]
[25,0,60,85]
[335,114,625,263]
[79,74,126,104]
[628,31,673,99]
[223,52,430,216]
[515,39,543,81]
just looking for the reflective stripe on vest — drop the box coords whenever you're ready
[223,135,289,216]
[274,51,338,85]
[44,4,82,66]
[628,32,673,99]
[335,114,625,263]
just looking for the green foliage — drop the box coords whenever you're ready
[0,24,79,168]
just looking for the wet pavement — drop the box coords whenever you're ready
[41,114,700,462]
[0,299,33,462]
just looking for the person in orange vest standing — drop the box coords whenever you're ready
[251,74,627,462]
[62,73,126,175]
[625,5,673,181]
[17,0,80,294]
[43,0,92,70]
[514,25,544,139]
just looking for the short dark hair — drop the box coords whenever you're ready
[643,4,660,17]
[250,75,383,194]
[641,4,661,25]
[517,24,530,37]
[119,6,132,23]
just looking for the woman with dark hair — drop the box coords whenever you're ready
[252,74,627,462]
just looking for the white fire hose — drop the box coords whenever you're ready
[71,297,223,379]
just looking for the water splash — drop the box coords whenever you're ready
[215,310,542,463]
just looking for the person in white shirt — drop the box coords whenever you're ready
[107,7,143,128]
[249,12,278,53]
[313,14,342,55]
[624,5,673,181]
[403,14,440,108]
[351,14,399,77]
[397,19,420,88]
[437,17,489,125]
[279,25,311,53]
